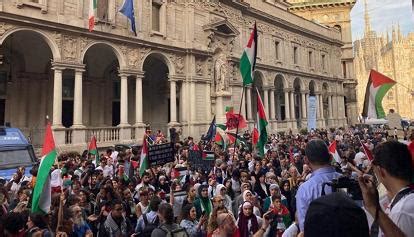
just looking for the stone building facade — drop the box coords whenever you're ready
[354,0,414,119]
[287,0,358,125]
[0,0,347,150]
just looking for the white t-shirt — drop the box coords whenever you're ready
[282,222,299,237]
[379,190,414,236]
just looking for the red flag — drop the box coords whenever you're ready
[252,127,259,145]
[42,123,56,156]
[360,141,374,161]
[226,112,247,130]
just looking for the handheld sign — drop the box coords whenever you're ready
[188,150,215,171]
[147,142,175,166]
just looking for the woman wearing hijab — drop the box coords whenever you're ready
[237,201,262,237]
[280,179,294,220]
[194,184,213,219]
[215,184,232,211]
[239,190,261,217]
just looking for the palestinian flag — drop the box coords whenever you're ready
[88,136,99,165]
[202,151,215,160]
[226,132,247,147]
[215,132,226,149]
[139,135,149,177]
[240,22,258,86]
[328,140,341,164]
[256,88,268,157]
[360,140,374,161]
[31,123,57,214]
[89,0,97,32]
[362,70,396,119]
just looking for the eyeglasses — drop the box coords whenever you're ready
[114,207,123,211]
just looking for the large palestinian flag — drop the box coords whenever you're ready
[139,135,149,177]
[362,70,396,119]
[240,22,257,86]
[31,123,57,214]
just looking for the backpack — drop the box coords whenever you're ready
[159,224,189,237]
[140,213,159,237]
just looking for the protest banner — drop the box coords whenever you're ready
[147,142,175,166]
[188,150,215,171]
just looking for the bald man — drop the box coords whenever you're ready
[213,213,237,237]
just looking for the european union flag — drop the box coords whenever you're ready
[119,0,137,36]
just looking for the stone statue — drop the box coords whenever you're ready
[215,54,229,92]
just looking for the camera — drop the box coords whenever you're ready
[323,176,363,200]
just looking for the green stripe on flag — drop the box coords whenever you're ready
[240,52,253,86]
[31,149,57,214]
[375,83,393,118]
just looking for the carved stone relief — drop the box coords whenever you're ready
[0,23,14,36]
[62,35,77,60]
[168,54,185,75]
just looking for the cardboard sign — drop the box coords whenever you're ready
[148,142,175,166]
[188,150,215,171]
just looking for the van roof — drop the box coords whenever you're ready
[0,127,29,146]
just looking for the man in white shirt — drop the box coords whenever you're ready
[358,141,414,236]
[95,157,114,178]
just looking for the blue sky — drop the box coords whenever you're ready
[351,0,414,41]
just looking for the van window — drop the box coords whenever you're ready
[0,149,33,168]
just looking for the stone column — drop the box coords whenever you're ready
[328,95,333,119]
[301,92,307,119]
[190,81,196,121]
[316,94,321,119]
[52,66,63,127]
[246,87,253,120]
[169,79,178,123]
[264,89,269,117]
[119,74,129,126]
[290,92,295,119]
[72,68,85,127]
[241,87,247,118]
[135,73,144,126]
[270,89,275,120]
[205,82,211,121]
[319,94,324,119]
[284,91,290,120]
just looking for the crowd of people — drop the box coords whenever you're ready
[0,125,413,237]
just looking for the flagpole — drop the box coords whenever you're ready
[232,86,246,160]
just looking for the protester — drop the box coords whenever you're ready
[358,141,414,236]
[2,125,411,237]
[295,139,342,232]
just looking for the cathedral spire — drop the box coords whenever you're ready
[364,0,372,36]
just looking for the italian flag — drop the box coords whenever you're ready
[88,136,99,165]
[89,0,97,32]
[362,69,396,119]
[240,22,258,86]
[328,140,341,164]
[256,88,268,157]
[31,123,57,214]
[139,135,149,177]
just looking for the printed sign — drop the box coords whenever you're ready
[148,142,175,166]
[307,96,317,130]
[188,150,215,171]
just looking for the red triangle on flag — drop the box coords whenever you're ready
[252,127,259,145]
[88,136,97,150]
[360,141,374,161]
[370,69,396,88]
[42,123,56,156]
